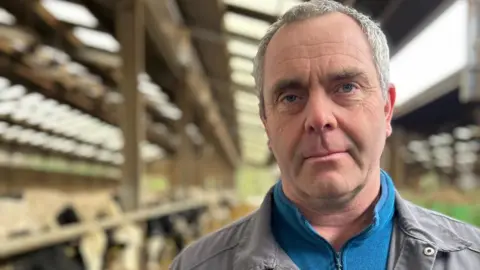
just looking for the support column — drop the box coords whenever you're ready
[389,127,407,188]
[172,93,194,192]
[193,143,206,188]
[201,144,215,190]
[225,165,235,190]
[461,0,480,102]
[208,152,221,190]
[217,154,233,190]
[116,0,145,211]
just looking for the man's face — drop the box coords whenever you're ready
[262,13,396,201]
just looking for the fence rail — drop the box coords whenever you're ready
[0,198,207,259]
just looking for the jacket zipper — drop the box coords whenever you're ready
[335,252,343,270]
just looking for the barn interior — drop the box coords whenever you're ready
[0,0,478,269]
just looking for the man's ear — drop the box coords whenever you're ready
[384,83,396,137]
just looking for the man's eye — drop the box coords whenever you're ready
[338,83,357,93]
[281,95,298,103]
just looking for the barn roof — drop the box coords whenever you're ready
[0,0,454,168]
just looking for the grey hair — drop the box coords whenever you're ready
[253,0,390,118]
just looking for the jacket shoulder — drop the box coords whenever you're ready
[169,212,256,270]
[404,200,480,253]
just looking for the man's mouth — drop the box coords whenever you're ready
[304,151,348,161]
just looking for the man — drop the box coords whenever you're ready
[170,1,480,269]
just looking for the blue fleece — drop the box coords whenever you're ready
[271,169,395,270]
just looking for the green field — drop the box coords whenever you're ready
[399,189,480,227]
[235,167,480,227]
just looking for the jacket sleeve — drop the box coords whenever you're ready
[169,256,183,270]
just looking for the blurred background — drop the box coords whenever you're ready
[0,0,478,269]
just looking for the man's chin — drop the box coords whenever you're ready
[297,183,360,210]
[297,172,357,200]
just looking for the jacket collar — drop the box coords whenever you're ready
[235,187,298,270]
[235,186,473,270]
[393,190,472,252]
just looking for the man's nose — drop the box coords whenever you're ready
[304,91,337,134]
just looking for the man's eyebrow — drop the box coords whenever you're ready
[269,78,304,96]
[328,68,368,82]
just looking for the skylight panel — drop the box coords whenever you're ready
[0,85,26,100]
[391,0,467,107]
[142,143,165,161]
[238,112,263,127]
[280,0,302,14]
[0,8,16,25]
[232,71,255,88]
[104,139,122,151]
[41,0,98,28]
[36,45,71,64]
[4,125,21,141]
[112,153,124,165]
[185,123,204,145]
[224,0,302,16]
[235,90,259,111]
[73,27,120,53]
[31,132,47,147]
[105,92,123,104]
[77,144,96,158]
[230,57,254,73]
[157,103,182,120]
[139,80,168,103]
[18,129,34,144]
[0,77,9,90]
[240,132,268,148]
[227,39,258,59]
[224,12,270,40]
[235,100,259,115]
[0,84,124,148]
[97,150,113,162]
[224,0,280,16]
[0,122,8,135]
[65,62,88,76]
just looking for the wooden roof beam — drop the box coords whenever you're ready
[378,0,406,24]
[343,0,357,7]
[225,4,277,24]
[144,0,240,168]
[1,0,118,89]
[0,50,176,154]
[74,47,177,130]
[2,1,178,153]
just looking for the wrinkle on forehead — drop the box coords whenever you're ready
[263,13,377,92]
[264,12,374,67]
[270,43,371,69]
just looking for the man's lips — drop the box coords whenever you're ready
[304,151,348,160]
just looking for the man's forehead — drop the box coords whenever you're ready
[265,12,371,61]
[262,12,376,90]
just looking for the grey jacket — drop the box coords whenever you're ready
[170,189,480,270]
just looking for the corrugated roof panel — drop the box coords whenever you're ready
[227,39,258,59]
[41,0,98,28]
[230,56,254,74]
[225,0,281,16]
[224,0,302,17]
[0,7,15,25]
[72,27,120,53]
[232,71,255,88]
[224,12,270,40]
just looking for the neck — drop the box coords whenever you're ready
[282,168,381,250]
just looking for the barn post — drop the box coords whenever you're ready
[116,0,145,211]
